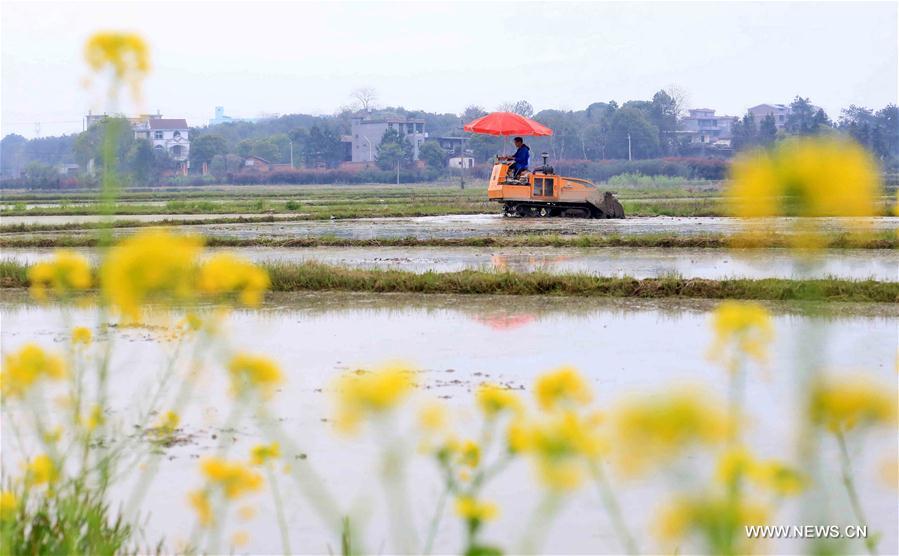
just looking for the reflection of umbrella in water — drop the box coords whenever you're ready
[472,313,536,330]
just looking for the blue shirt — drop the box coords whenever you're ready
[513,145,529,168]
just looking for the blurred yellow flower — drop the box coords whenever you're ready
[455,496,499,522]
[716,447,805,496]
[612,389,728,475]
[82,404,104,432]
[1,343,66,398]
[238,505,257,521]
[655,494,769,547]
[100,230,203,321]
[809,375,896,432]
[250,443,281,466]
[201,458,263,499]
[417,401,448,432]
[334,365,415,433]
[197,253,269,307]
[28,250,91,301]
[188,489,213,526]
[726,137,882,248]
[24,454,59,485]
[71,326,93,345]
[231,531,250,547]
[476,383,522,417]
[708,301,774,370]
[0,491,17,520]
[156,410,180,434]
[84,32,150,101]
[517,411,607,491]
[227,353,284,398]
[534,366,592,411]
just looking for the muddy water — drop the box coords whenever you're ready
[1,292,896,554]
[3,213,897,239]
[4,245,898,280]
[0,213,300,225]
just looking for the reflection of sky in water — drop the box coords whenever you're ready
[1,294,896,554]
[4,245,898,280]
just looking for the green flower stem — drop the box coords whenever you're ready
[265,463,292,555]
[590,460,639,555]
[422,482,450,555]
[835,430,877,556]
[519,492,564,554]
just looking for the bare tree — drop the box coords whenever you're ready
[350,87,378,112]
[664,84,689,120]
[496,100,534,117]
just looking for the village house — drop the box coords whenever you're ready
[678,108,738,145]
[348,116,427,163]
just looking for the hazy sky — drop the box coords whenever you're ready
[2,1,897,138]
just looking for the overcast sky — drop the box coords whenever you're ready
[2,1,897,138]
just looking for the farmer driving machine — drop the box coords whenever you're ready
[464,111,624,219]
[488,153,624,219]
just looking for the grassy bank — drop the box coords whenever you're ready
[2,232,896,250]
[3,260,896,302]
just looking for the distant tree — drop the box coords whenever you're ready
[351,87,378,112]
[731,113,758,151]
[189,134,227,168]
[126,139,157,185]
[209,154,228,179]
[785,96,831,135]
[305,125,345,168]
[376,128,413,170]
[607,107,660,159]
[0,134,27,176]
[461,105,487,124]
[874,104,899,159]
[418,141,447,170]
[663,84,689,120]
[23,161,58,188]
[73,117,133,170]
[252,139,280,162]
[758,115,778,146]
[237,140,254,158]
[650,90,679,154]
[497,100,533,117]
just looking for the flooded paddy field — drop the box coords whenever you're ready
[4,245,898,280]
[2,291,896,554]
[4,213,897,239]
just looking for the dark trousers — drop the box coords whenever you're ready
[509,163,526,178]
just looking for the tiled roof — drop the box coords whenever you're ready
[149,118,188,129]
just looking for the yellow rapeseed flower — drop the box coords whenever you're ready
[28,250,91,301]
[612,389,728,475]
[455,496,499,522]
[726,137,881,248]
[197,253,269,307]
[655,494,769,548]
[809,376,896,432]
[0,491,17,520]
[231,531,250,547]
[708,301,774,371]
[154,410,180,435]
[200,457,263,499]
[334,365,415,433]
[71,326,93,345]
[715,447,805,496]
[24,454,59,485]
[227,353,284,398]
[476,383,522,417]
[417,401,448,432]
[100,230,204,321]
[250,443,281,466]
[534,366,592,411]
[82,404,104,432]
[84,32,150,101]
[1,343,66,398]
[516,411,607,491]
[188,489,213,526]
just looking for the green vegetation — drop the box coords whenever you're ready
[3,231,896,250]
[3,260,896,302]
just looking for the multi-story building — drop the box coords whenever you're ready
[349,116,427,163]
[133,118,190,162]
[679,108,738,144]
[747,104,791,128]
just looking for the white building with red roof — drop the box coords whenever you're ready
[138,118,190,162]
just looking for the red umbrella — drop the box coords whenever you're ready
[463,112,553,136]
